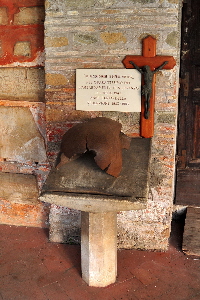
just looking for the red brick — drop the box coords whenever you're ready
[0,199,49,227]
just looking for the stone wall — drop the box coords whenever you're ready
[0,0,182,251]
[45,0,182,250]
[0,0,50,227]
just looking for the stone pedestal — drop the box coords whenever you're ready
[39,192,146,287]
[40,137,151,287]
[39,192,147,287]
[81,211,117,287]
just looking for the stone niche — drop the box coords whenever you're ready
[44,0,182,251]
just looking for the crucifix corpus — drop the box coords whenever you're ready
[122,35,176,138]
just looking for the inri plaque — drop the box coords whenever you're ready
[76,69,141,112]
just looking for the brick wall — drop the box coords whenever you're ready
[45,0,182,250]
[0,0,49,227]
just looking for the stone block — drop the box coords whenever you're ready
[46,73,68,86]
[0,68,45,101]
[14,41,31,57]
[45,37,69,47]
[0,7,8,25]
[14,7,45,25]
[0,172,39,204]
[166,31,178,48]
[0,106,47,163]
[74,34,98,45]
[156,112,176,125]
[100,32,127,44]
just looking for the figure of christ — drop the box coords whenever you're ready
[129,61,168,119]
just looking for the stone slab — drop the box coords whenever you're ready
[42,137,151,199]
[39,192,146,212]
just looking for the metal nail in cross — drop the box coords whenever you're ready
[122,35,176,138]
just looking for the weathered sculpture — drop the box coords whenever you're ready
[129,61,168,119]
[56,117,131,177]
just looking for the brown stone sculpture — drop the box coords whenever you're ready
[57,117,131,177]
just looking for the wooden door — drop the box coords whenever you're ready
[175,0,200,206]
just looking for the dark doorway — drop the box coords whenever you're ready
[175,0,200,206]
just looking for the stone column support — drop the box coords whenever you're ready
[81,211,117,287]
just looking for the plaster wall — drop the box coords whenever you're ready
[45,0,182,250]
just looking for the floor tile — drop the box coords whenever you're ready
[1,223,200,300]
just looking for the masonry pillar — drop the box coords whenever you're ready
[81,211,117,287]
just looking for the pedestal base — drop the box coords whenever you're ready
[81,211,117,287]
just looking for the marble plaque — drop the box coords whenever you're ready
[76,69,141,112]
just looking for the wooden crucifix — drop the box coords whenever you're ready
[122,35,176,138]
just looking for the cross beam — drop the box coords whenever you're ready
[122,35,176,138]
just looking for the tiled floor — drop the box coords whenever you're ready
[0,217,200,300]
